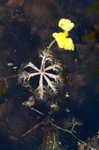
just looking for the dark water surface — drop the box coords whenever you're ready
[0,0,99,150]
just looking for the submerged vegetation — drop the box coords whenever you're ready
[18,18,74,101]
[0,0,99,149]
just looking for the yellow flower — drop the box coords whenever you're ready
[52,18,75,51]
[52,31,74,51]
[58,18,75,31]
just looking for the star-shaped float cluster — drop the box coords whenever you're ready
[18,50,64,99]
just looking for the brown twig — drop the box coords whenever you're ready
[21,121,45,137]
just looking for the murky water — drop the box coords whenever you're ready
[0,0,99,150]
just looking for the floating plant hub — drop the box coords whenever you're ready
[18,50,64,100]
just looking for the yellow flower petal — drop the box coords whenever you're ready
[52,31,68,39]
[52,32,66,48]
[52,32,74,51]
[63,38,74,51]
[58,18,75,31]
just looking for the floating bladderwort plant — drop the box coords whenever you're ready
[6,18,90,150]
[18,18,75,102]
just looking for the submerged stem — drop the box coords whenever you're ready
[47,39,56,51]
[50,120,87,145]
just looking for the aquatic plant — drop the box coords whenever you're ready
[18,50,63,99]
[2,18,93,150]
[18,18,75,101]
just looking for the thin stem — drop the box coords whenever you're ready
[21,121,45,137]
[47,39,56,51]
[31,107,44,116]
[50,120,87,145]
